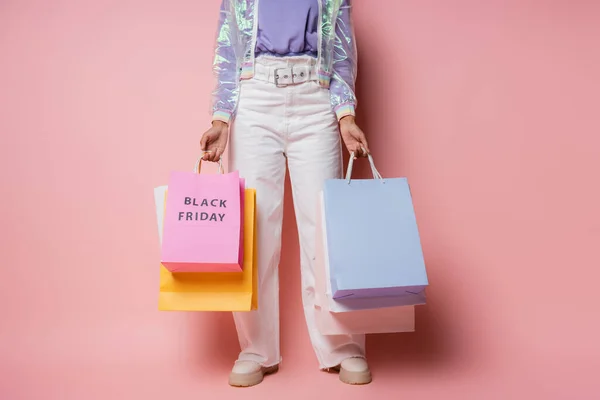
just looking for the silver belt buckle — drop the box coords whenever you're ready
[274,66,310,87]
[274,67,293,87]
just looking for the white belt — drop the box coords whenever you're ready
[253,62,318,87]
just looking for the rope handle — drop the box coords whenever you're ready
[194,151,224,174]
[346,148,384,184]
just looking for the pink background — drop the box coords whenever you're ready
[1,0,599,398]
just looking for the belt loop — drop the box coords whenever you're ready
[267,64,273,83]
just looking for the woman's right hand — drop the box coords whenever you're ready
[200,121,229,162]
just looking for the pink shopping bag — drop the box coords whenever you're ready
[161,160,244,273]
[314,191,415,335]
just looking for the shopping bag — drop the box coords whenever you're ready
[161,159,244,273]
[314,192,415,334]
[322,153,428,308]
[155,185,258,312]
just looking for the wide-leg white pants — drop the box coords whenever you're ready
[229,56,366,369]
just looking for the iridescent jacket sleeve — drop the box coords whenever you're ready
[211,0,240,124]
[329,0,358,121]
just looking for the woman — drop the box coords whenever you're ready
[200,0,371,387]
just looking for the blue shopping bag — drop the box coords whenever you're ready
[322,153,428,307]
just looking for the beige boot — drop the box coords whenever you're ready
[228,361,279,387]
[338,357,372,385]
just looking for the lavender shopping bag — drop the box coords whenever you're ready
[315,191,415,334]
[322,153,428,308]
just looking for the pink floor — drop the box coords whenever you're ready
[1,1,599,399]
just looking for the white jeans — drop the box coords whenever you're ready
[229,56,366,369]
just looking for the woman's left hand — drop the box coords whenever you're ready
[339,116,370,158]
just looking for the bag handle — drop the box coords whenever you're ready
[194,152,224,174]
[346,148,384,184]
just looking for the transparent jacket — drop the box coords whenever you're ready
[211,0,358,124]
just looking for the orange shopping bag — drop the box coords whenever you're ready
[154,186,257,311]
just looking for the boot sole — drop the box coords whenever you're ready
[228,365,279,387]
[339,368,372,385]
